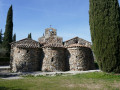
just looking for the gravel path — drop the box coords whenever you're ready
[0,69,101,80]
[0,66,101,79]
[0,66,10,69]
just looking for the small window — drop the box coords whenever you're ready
[75,41,78,43]
[27,50,29,53]
[51,57,54,62]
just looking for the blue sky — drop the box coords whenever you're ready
[0,0,120,42]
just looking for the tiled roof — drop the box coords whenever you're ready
[42,43,64,48]
[66,44,88,48]
[11,38,41,48]
[64,37,79,42]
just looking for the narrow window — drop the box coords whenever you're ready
[27,50,29,53]
[51,57,54,62]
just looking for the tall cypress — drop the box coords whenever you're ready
[0,29,2,44]
[89,0,120,73]
[28,33,32,39]
[2,5,13,53]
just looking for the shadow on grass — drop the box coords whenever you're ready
[0,74,18,78]
[0,87,23,90]
[94,61,99,69]
[0,87,9,90]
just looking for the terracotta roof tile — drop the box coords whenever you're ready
[42,43,64,48]
[64,37,79,42]
[66,44,88,48]
[11,38,41,48]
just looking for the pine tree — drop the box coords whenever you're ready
[12,33,16,42]
[28,33,32,39]
[89,0,120,73]
[0,29,3,44]
[2,5,13,55]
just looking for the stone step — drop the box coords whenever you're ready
[0,66,11,73]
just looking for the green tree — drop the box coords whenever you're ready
[89,0,120,73]
[28,33,32,39]
[12,33,16,42]
[2,5,13,56]
[0,29,3,48]
[0,29,3,44]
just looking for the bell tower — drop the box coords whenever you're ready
[45,27,57,38]
[38,27,63,44]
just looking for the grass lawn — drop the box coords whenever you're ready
[0,72,120,90]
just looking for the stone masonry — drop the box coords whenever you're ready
[67,44,94,71]
[10,38,42,72]
[42,44,65,72]
[10,27,94,72]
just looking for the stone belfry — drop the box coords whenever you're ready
[38,27,63,44]
[45,27,57,37]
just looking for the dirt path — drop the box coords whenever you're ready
[0,67,101,79]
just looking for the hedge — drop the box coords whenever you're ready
[0,57,10,62]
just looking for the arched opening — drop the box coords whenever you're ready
[75,40,78,43]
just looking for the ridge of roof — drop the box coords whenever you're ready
[66,43,89,48]
[11,38,41,48]
[64,37,79,42]
[42,43,64,48]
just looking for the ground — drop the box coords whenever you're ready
[0,72,120,90]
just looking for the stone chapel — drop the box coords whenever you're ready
[10,27,94,72]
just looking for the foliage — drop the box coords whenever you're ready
[89,0,120,73]
[94,61,99,69]
[28,33,32,39]
[0,57,10,62]
[12,33,16,42]
[0,29,3,44]
[2,5,13,55]
[0,48,8,57]
[0,72,120,90]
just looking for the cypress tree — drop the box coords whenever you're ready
[0,29,2,44]
[12,33,16,42]
[89,0,120,73]
[2,5,13,54]
[28,33,32,39]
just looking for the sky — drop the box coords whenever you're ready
[0,0,120,42]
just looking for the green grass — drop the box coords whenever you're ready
[0,72,120,90]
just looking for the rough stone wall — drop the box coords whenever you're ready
[38,36,63,44]
[78,38,91,47]
[38,27,63,44]
[45,28,57,37]
[67,47,94,71]
[11,47,42,72]
[45,36,63,44]
[42,48,65,72]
